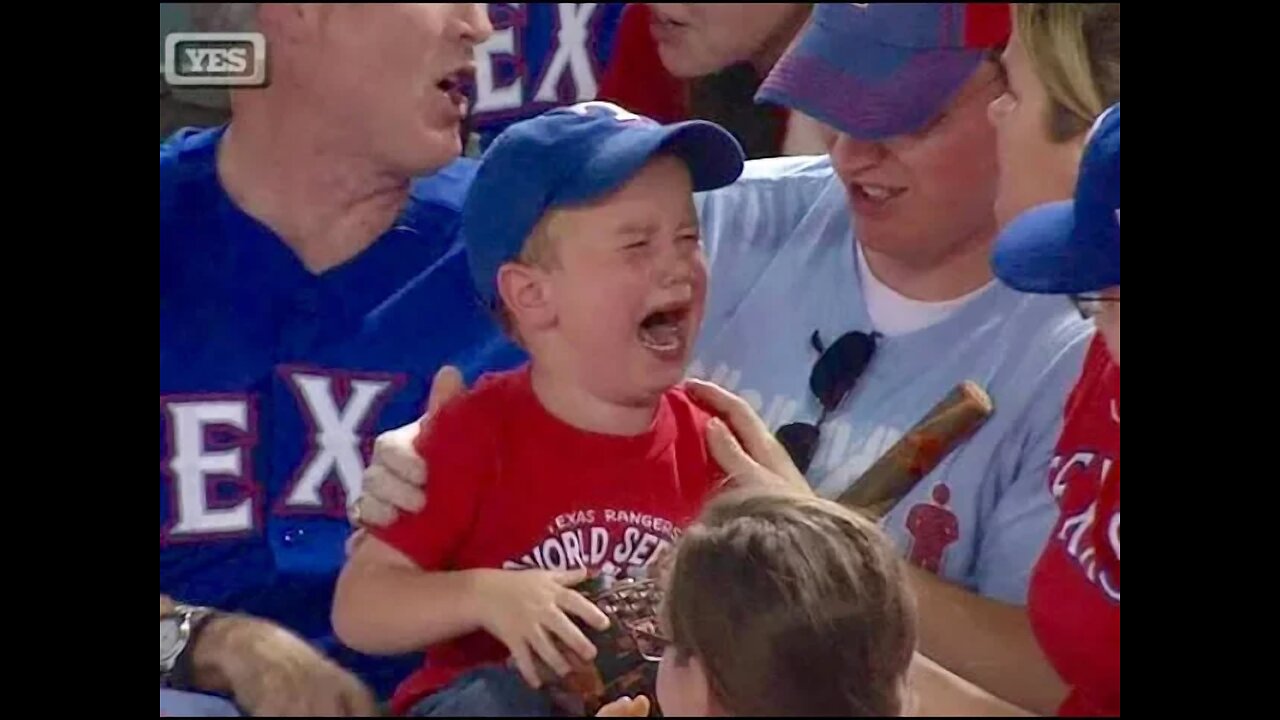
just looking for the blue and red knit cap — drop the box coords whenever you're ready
[757,3,1011,141]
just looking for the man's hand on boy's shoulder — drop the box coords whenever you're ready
[347,366,469,551]
[684,378,812,496]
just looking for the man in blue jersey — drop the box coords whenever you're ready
[160,4,525,715]
[355,1,1093,662]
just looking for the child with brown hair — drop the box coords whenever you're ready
[602,487,918,717]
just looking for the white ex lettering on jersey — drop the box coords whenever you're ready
[474,3,600,114]
[161,369,402,541]
[279,372,398,512]
[163,398,259,538]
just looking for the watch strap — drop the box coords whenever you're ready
[166,606,219,691]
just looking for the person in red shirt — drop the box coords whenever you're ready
[331,102,746,717]
[891,7,1121,714]
[596,3,831,158]
[991,100,1120,716]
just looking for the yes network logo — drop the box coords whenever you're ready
[164,32,267,88]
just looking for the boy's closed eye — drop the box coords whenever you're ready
[616,222,657,251]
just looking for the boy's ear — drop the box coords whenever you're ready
[496,261,556,332]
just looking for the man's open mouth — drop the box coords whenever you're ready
[436,67,474,107]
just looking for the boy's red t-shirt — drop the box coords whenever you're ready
[1027,335,1120,716]
[369,365,724,714]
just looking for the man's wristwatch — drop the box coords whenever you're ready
[160,604,218,690]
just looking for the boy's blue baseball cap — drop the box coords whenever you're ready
[757,3,1011,141]
[993,103,1121,294]
[462,101,746,308]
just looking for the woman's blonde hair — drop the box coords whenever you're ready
[1015,3,1120,141]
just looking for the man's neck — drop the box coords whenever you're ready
[859,228,998,302]
[215,99,414,274]
[529,362,660,437]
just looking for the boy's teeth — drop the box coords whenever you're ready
[639,321,682,352]
[861,184,892,199]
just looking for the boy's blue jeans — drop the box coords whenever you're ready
[407,665,554,717]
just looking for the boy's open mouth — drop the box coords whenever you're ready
[638,303,691,354]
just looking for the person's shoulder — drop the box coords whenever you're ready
[406,157,480,214]
[694,154,837,261]
[695,154,835,229]
[699,153,834,202]
[737,154,835,184]
[420,365,529,447]
[160,125,225,216]
[990,287,1094,356]
[662,384,718,446]
[662,384,728,498]
[978,289,1095,417]
[384,158,481,246]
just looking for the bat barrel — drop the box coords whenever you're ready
[837,381,993,519]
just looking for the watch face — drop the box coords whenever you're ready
[160,618,182,662]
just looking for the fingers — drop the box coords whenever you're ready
[685,378,770,439]
[554,579,610,632]
[706,416,763,483]
[353,494,397,528]
[335,673,379,716]
[546,600,602,661]
[344,528,368,557]
[508,642,544,689]
[690,380,811,493]
[371,423,426,486]
[596,696,652,717]
[363,464,426,514]
[529,625,574,679]
[426,365,466,417]
[550,567,589,587]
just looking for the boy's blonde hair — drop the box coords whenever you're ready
[1015,3,1120,142]
[663,488,916,716]
[494,213,563,344]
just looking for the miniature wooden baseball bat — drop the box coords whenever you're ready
[837,380,994,521]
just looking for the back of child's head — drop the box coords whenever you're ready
[461,101,745,345]
[663,488,917,716]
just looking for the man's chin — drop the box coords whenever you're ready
[393,125,463,174]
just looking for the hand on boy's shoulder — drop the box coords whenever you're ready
[666,382,732,498]
[680,378,814,497]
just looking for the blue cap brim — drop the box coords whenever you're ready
[992,201,1120,294]
[559,120,744,205]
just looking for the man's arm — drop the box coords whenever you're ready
[918,322,1091,714]
[160,594,376,715]
[683,379,1069,714]
[908,652,1035,717]
[907,567,1067,715]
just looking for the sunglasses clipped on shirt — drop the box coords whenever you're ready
[775,330,881,474]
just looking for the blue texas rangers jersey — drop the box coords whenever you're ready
[159,126,526,697]
[468,2,626,152]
